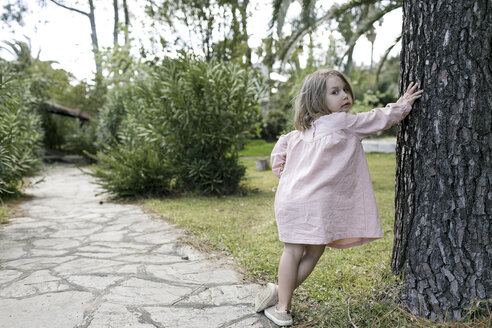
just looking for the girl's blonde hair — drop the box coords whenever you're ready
[293,69,354,131]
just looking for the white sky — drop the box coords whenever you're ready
[0,0,402,82]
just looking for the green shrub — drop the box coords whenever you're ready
[260,109,290,141]
[87,142,175,198]
[90,54,262,197]
[142,55,262,195]
[96,84,137,147]
[0,71,42,198]
[64,120,98,159]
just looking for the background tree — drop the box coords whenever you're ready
[145,0,251,64]
[49,0,101,75]
[270,0,402,71]
[392,0,491,321]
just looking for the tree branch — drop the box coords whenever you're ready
[49,0,89,17]
[278,0,382,64]
[338,3,402,65]
[376,34,401,85]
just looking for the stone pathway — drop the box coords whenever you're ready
[361,137,396,153]
[0,164,273,328]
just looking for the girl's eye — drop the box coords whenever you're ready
[343,87,349,93]
[332,90,338,95]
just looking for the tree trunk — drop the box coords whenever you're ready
[113,0,119,45]
[239,0,251,65]
[392,0,491,322]
[87,0,101,75]
[343,48,353,75]
[123,0,130,45]
[49,0,101,76]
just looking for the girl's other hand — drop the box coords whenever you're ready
[402,82,424,106]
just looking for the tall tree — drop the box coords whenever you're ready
[270,0,402,69]
[113,0,119,45]
[113,0,130,46]
[145,0,251,64]
[49,0,101,76]
[392,0,490,321]
[123,0,130,45]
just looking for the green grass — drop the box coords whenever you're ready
[238,139,276,157]
[144,153,490,327]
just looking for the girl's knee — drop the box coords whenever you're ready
[283,243,305,259]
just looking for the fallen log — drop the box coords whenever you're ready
[43,101,91,121]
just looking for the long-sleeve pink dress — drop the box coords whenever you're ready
[271,98,411,249]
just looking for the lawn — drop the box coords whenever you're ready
[145,151,488,327]
[238,139,275,157]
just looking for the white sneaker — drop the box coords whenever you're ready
[264,305,293,326]
[254,283,278,312]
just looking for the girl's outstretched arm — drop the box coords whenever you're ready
[346,82,423,139]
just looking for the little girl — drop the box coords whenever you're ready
[255,69,423,326]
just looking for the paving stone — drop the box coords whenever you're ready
[182,284,260,306]
[0,270,23,285]
[87,231,127,242]
[90,241,155,251]
[101,223,132,232]
[0,246,26,260]
[77,245,139,255]
[146,260,243,285]
[67,275,123,290]
[0,291,94,328]
[103,277,193,305]
[33,238,82,250]
[30,249,71,257]
[3,256,78,271]
[53,258,128,275]
[50,227,102,238]
[87,303,156,328]
[132,231,181,244]
[111,254,183,264]
[144,305,263,328]
[0,270,69,298]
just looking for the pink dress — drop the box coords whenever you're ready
[271,98,411,249]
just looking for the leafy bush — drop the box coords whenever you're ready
[260,109,290,141]
[91,54,262,197]
[64,120,98,159]
[88,142,175,198]
[0,71,42,198]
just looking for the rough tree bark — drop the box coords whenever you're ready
[392,0,491,321]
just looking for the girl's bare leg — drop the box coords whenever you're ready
[277,244,326,311]
[295,244,325,288]
[277,243,304,311]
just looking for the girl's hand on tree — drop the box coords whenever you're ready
[402,82,424,106]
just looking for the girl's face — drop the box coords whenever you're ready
[324,76,353,113]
